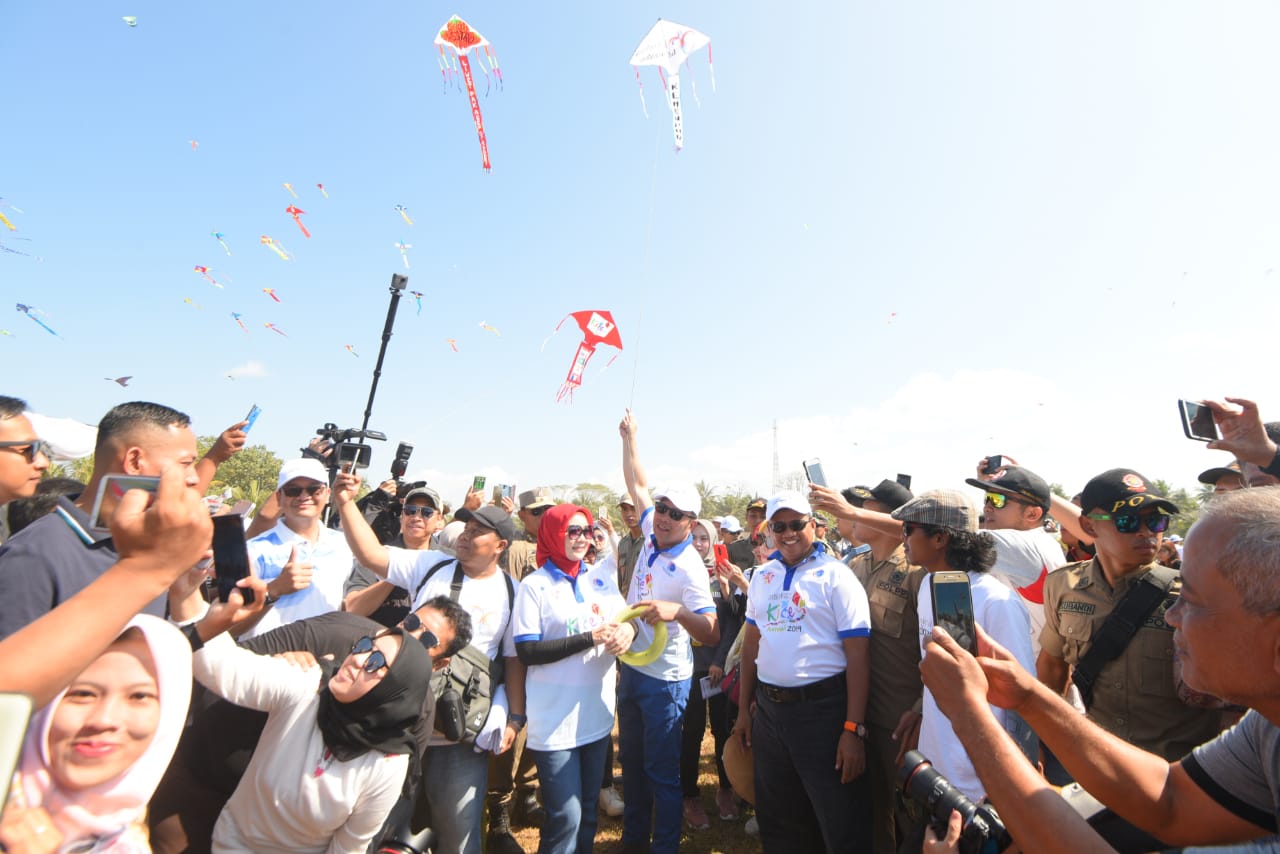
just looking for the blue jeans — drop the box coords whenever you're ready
[420,741,489,854]
[530,736,609,854]
[617,666,690,854]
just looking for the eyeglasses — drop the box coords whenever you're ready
[399,614,441,652]
[1086,512,1171,534]
[402,505,436,518]
[654,503,696,522]
[349,636,390,673]
[768,518,811,534]
[282,484,325,498]
[0,439,51,463]
[527,505,548,517]
[984,492,1024,510]
[565,525,592,539]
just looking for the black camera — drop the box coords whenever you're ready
[376,806,437,854]
[898,750,1011,854]
[435,688,466,743]
[314,422,387,473]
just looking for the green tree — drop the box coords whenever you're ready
[1049,482,1069,499]
[568,483,621,523]
[1150,478,1199,537]
[44,455,95,483]
[197,436,284,500]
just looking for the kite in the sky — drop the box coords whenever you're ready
[344,344,359,357]
[183,297,203,310]
[212,231,231,255]
[283,183,297,199]
[434,16,501,171]
[189,140,198,151]
[0,240,40,260]
[264,322,288,337]
[15,303,58,337]
[122,16,137,26]
[395,205,413,226]
[0,199,24,214]
[0,330,11,337]
[105,376,132,387]
[409,290,424,315]
[0,212,15,231]
[260,235,292,260]
[479,321,500,337]
[630,19,714,151]
[231,312,248,333]
[286,205,310,238]
[394,240,412,269]
[317,183,329,198]
[193,265,223,288]
[549,310,624,402]
[262,288,282,303]
[446,338,458,352]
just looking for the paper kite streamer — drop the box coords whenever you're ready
[264,322,288,337]
[395,240,412,269]
[410,290,424,315]
[262,288,282,303]
[105,376,132,387]
[283,183,297,199]
[122,16,137,27]
[193,266,223,288]
[395,205,413,226]
[260,235,292,260]
[231,312,248,333]
[212,231,231,255]
[286,205,310,238]
[434,16,502,171]
[446,338,458,352]
[15,304,58,337]
[0,212,14,231]
[183,297,204,310]
[479,321,500,337]
[550,310,624,402]
[344,344,359,357]
[630,19,714,151]
[317,183,329,199]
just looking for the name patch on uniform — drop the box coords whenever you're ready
[1145,597,1176,631]
[875,580,909,598]
[1058,601,1096,615]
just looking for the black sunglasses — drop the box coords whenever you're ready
[526,505,548,517]
[654,503,696,523]
[349,635,390,673]
[768,518,811,534]
[902,522,940,538]
[566,525,592,539]
[0,439,51,463]
[1087,512,1171,534]
[400,614,441,652]
[283,484,326,498]
[401,505,436,518]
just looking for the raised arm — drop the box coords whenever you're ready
[193,420,248,493]
[619,409,652,514]
[333,470,391,576]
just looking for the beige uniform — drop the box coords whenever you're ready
[616,532,644,597]
[501,536,538,580]
[1041,559,1220,761]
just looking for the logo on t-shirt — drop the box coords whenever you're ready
[762,590,807,633]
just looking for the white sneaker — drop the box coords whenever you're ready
[599,786,625,817]
[744,815,759,836]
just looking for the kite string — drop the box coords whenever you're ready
[628,132,660,408]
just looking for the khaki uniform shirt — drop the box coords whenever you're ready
[502,536,538,580]
[1041,559,1220,760]
[616,532,644,597]
[849,546,926,730]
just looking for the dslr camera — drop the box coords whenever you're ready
[898,750,1011,854]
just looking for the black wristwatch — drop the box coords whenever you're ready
[508,713,528,732]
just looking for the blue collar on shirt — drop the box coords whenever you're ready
[647,532,693,567]
[766,541,828,591]
[542,559,586,603]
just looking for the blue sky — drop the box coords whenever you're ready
[4,1,1279,506]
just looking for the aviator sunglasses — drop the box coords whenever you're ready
[565,525,593,539]
[0,439,51,463]
[1086,511,1171,534]
[654,503,697,523]
[984,492,1031,510]
[283,484,326,498]
[349,636,391,673]
[768,518,811,534]
[401,505,436,518]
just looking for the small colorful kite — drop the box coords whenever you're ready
[105,376,132,387]
[286,205,310,239]
[549,310,624,402]
[260,235,292,260]
[446,338,459,352]
[262,288,282,303]
[122,16,137,27]
[0,212,15,231]
[0,199,24,214]
[15,303,58,337]
[317,183,329,198]
[395,205,413,226]
[212,231,232,255]
[630,19,714,151]
[434,16,501,171]
[193,265,223,288]
[409,290,424,315]
[189,140,198,151]
[0,330,11,337]
[479,321,500,337]
[344,344,359,357]
[283,182,297,199]
[264,322,288,337]
[394,240,412,269]
[231,312,249,333]
[183,297,204,310]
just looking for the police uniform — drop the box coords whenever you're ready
[1041,559,1221,760]
[849,546,926,854]
[500,535,538,580]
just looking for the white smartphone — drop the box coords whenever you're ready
[90,474,161,533]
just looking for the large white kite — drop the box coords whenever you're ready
[629,19,714,151]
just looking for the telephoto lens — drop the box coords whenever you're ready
[898,750,1011,854]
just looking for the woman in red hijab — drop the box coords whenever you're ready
[513,504,636,854]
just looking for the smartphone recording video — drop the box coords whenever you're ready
[1179,400,1219,442]
[90,474,161,533]
[802,458,828,488]
[930,572,977,655]
[212,514,255,605]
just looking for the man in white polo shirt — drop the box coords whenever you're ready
[617,410,719,854]
[732,491,873,851]
[238,458,354,640]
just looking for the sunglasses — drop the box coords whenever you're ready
[282,484,325,498]
[402,505,436,518]
[349,636,390,673]
[768,518,811,534]
[0,439,51,463]
[527,505,548,517]
[1086,512,1171,534]
[399,614,441,652]
[984,492,1027,510]
[902,522,939,538]
[654,503,696,523]
[566,525,592,539]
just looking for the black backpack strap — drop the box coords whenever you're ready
[1071,567,1178,708]
[412,557,459,601]
[449,563,466,601]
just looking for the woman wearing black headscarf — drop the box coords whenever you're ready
[176,576,431,853]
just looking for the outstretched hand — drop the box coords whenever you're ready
[1204,397,1276,467]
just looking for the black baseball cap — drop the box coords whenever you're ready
[965,466,1051,511]
[1197,460,1243,486]
[746,498,767,511]
[1080,468,1178,516]
[470,506,516,542]
[842,479,914,512]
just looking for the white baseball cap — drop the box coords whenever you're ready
[652,484,700,515]
[766,491,812,521]
[277,458,329,489]
[720,515,742,533]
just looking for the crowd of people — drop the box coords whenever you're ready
[1,392,1280,853]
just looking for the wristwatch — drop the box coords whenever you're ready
[843,720,867,738]
[508,713,528,732]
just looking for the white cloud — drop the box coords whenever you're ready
[226,361,267,379]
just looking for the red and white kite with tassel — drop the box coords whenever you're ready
[549,310,624,402]
[435,15,502,172]
[630,18,714,151]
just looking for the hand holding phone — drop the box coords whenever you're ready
[930,572,977,655]
[243,404,262,433]
[803,458,828,488]
[472,475,486,493]
[1179,400,1220,442]
[90,475,161,532]
[713,543,729,565]
[983,455,1003,475]
[212,514,255,605]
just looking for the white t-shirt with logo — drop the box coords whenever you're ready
[745,547,871,687]
[513,556,627,751]
[624,508,717,682]
[986,527,1066,656]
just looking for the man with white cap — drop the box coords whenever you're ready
[617,410,719,854]
[720,515,754,571]
[237,457,354,640]
[731,490,873,850]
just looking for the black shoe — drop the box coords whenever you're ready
[514,791,546,829]
[486,802,524,854]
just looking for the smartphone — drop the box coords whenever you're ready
[472,475,486,493]
[212,514,255,605]
[90,474,161,532]
[492,485,504,504]
[897,473,912,489]
[336,442,372,471]
[243,403,262,433]
[501,484,516,502]
[0,693,33,815]
[802,458,827,488]
[1179,400,1219,442]
[713,543,729,565]
[931,572,977,655]
[983,455,1003,475]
